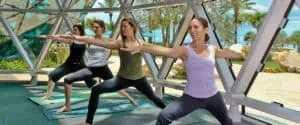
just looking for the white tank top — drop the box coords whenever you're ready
[86,38,110,67]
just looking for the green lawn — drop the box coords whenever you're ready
[231,60,281,69]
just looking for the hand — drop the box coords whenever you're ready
[120,46,141,55]
[37,35,48,39]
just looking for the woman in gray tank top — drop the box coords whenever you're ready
[41,20,137,113]
[121,17,245,125]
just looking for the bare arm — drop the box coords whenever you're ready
[214,45,245,60]
[121,42,188,59]
[38,35,73,44]
[61,35,121,49]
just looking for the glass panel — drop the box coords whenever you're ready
[0,12,57,71]
[69,0,95,9]
[132,5,186,70]
[2,12,57,35]
[133,0,178,6]
[90,0,120,8]
[1,0,58,9]
[246,2,300,123]
[40,19,70,69]
[83,11,121,37]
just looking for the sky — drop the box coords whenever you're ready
[249,0,300,35]
[84,0,300,44]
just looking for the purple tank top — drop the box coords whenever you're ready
[183,45,218,98]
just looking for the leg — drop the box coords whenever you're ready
[91,66,137,106]
[59,68,93,113]
[206,92,233,125]
[134,77,165,109]
[42,64,71,100]
[57,84,72,113]
[86,77,131,124]
[118,89,137,105]
[156,94,200,125]
[64,67,93,85]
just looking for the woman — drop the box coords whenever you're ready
[40,20,137,113]
[60,18,166,125]
[38,24,96,100]
[121,17,245,125]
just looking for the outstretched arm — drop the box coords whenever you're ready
[60,35,121,49]
[37,35,73,44]
[121,42,188,59]
[214,45,245,60]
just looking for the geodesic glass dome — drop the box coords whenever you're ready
[0,0,300,125]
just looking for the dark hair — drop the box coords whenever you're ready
[73,24,85,36]
[120,18,137,41]
[193,17,210,42]
[92,19,106,32]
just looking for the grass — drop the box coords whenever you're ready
[231,60,281,69]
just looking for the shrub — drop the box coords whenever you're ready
[0,59,29,70]
[111,50,119,56]
[142,64,152,77]
[41,44,69,68]
[262,67,285,73]
[171,64,187,79]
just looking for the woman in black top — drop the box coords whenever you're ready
[39,24,96,100]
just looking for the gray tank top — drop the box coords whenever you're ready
[86,38,110,67]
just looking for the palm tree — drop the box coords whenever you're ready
[85,17,97,29]
[98,0,119,30]
[242,12,266,31]
[274,31,287,48]
[243,31,255,45]
[287,30,300,52]
[231,0,255,44]
[206,0,235,45]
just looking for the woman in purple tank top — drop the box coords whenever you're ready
[121,17,245,125]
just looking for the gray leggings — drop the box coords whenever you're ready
[156,92,233,125]
[64,65,113,88]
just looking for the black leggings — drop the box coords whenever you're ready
[85,76,166,124]
[156,92,233,125]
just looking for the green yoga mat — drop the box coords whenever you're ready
[28,91,91,105]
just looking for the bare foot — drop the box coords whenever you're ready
[130,100,138,106]
[56,106,71,113]
[40,95,51,100]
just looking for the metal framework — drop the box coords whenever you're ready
[0,0,299,124]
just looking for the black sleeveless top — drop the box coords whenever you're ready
[65,42,86,64]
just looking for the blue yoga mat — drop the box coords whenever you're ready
[43,98,158,120]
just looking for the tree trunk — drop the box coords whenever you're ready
[109,12,113,29]
[172,21,176,42]
[161,27,166,46]
[298,44,300,53]
[234,11,238,44]
[166,24,170,48]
